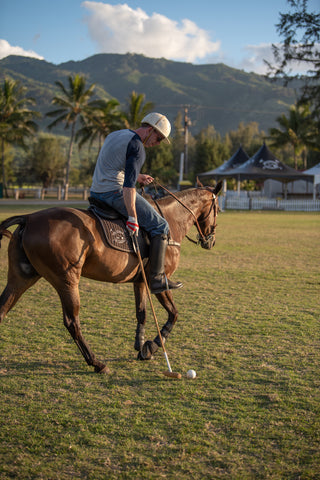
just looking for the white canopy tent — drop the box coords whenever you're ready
[303,162,320,199]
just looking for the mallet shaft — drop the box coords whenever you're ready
[132,236,181,379]
[163,351,172,372]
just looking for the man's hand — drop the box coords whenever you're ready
[137,174,154,186]
[126,216,139,236]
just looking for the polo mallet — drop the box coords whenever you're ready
[132,235,181,379]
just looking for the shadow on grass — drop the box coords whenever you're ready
[0,355,167,384]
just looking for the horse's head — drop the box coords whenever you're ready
[196,179,222,250]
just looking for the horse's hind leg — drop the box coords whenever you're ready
[57,284,109,374]
[0,236,40,323]
[138,289,178,360]
[0,275,40,323]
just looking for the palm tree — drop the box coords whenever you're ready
[46,74,96,198]
[124,91,154,129]
[269,103,314,169]
[76,98,127,152]
[0,78,39,197]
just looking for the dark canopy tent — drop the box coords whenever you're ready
[198,145,249,179]
[223,143,313,183]
[199,143,313,198]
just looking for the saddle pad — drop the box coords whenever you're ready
[90,209,179,254]
[92,211,147,254]
[97,216,134,253]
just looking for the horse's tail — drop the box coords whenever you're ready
[0,215,27,248]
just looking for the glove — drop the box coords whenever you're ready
[126,216,139,236]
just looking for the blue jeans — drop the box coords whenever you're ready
[90,189,169,238]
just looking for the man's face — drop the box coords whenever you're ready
[144,127,164,147]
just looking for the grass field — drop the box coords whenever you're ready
[0,205,319,479]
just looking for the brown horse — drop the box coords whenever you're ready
[0,180,222,373]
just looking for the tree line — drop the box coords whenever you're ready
[0,73,318,198]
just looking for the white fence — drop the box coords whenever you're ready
[4,187,320,212]
[221,196,320,212]
[9,186,89,201]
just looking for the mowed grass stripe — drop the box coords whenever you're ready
[0,208,319,479]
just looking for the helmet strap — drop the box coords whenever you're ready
[142,127,153,146]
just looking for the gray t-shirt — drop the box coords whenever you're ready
[91,129,146,193]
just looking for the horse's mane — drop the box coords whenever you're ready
[152,187,199,207]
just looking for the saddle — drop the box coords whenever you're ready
[88,197,149,255]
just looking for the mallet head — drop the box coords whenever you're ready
[163,371,182,379]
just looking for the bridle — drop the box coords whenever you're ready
[194,190,218,248]
[152,182,218,249]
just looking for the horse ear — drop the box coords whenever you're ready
[196,177,204,188]
[214,180,223,195]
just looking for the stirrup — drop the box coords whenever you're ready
[150,274,183,294]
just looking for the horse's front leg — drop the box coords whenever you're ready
[138,289,178,360]
[133,281,147,352]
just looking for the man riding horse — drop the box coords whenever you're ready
[90,112,183,295]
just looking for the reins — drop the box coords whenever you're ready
[152,181,216,244]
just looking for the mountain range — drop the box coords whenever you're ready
[0,53,300,135]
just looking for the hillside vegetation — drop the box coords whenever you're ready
[0,53,299,134]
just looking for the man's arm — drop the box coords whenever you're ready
[123,187,137,218]
[123,186,139,236]
[123,174,154,217]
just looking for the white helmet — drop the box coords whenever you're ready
[141,112,171,144]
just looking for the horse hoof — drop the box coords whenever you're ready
[137,340,158,360]
[137,351,147,361]
[95,364,110,374]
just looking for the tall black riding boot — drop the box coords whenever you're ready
[149,234,183,294]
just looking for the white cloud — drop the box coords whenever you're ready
[238,43,274,75]
[82,2,220,63]
[0,39,44,61]
[238,43,313,75]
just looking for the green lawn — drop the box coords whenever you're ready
[0,208,319,479]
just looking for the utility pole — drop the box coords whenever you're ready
[184,106,189,175]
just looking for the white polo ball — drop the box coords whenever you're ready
[186,369,196,379]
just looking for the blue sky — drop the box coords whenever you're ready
[1,0,318,74]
